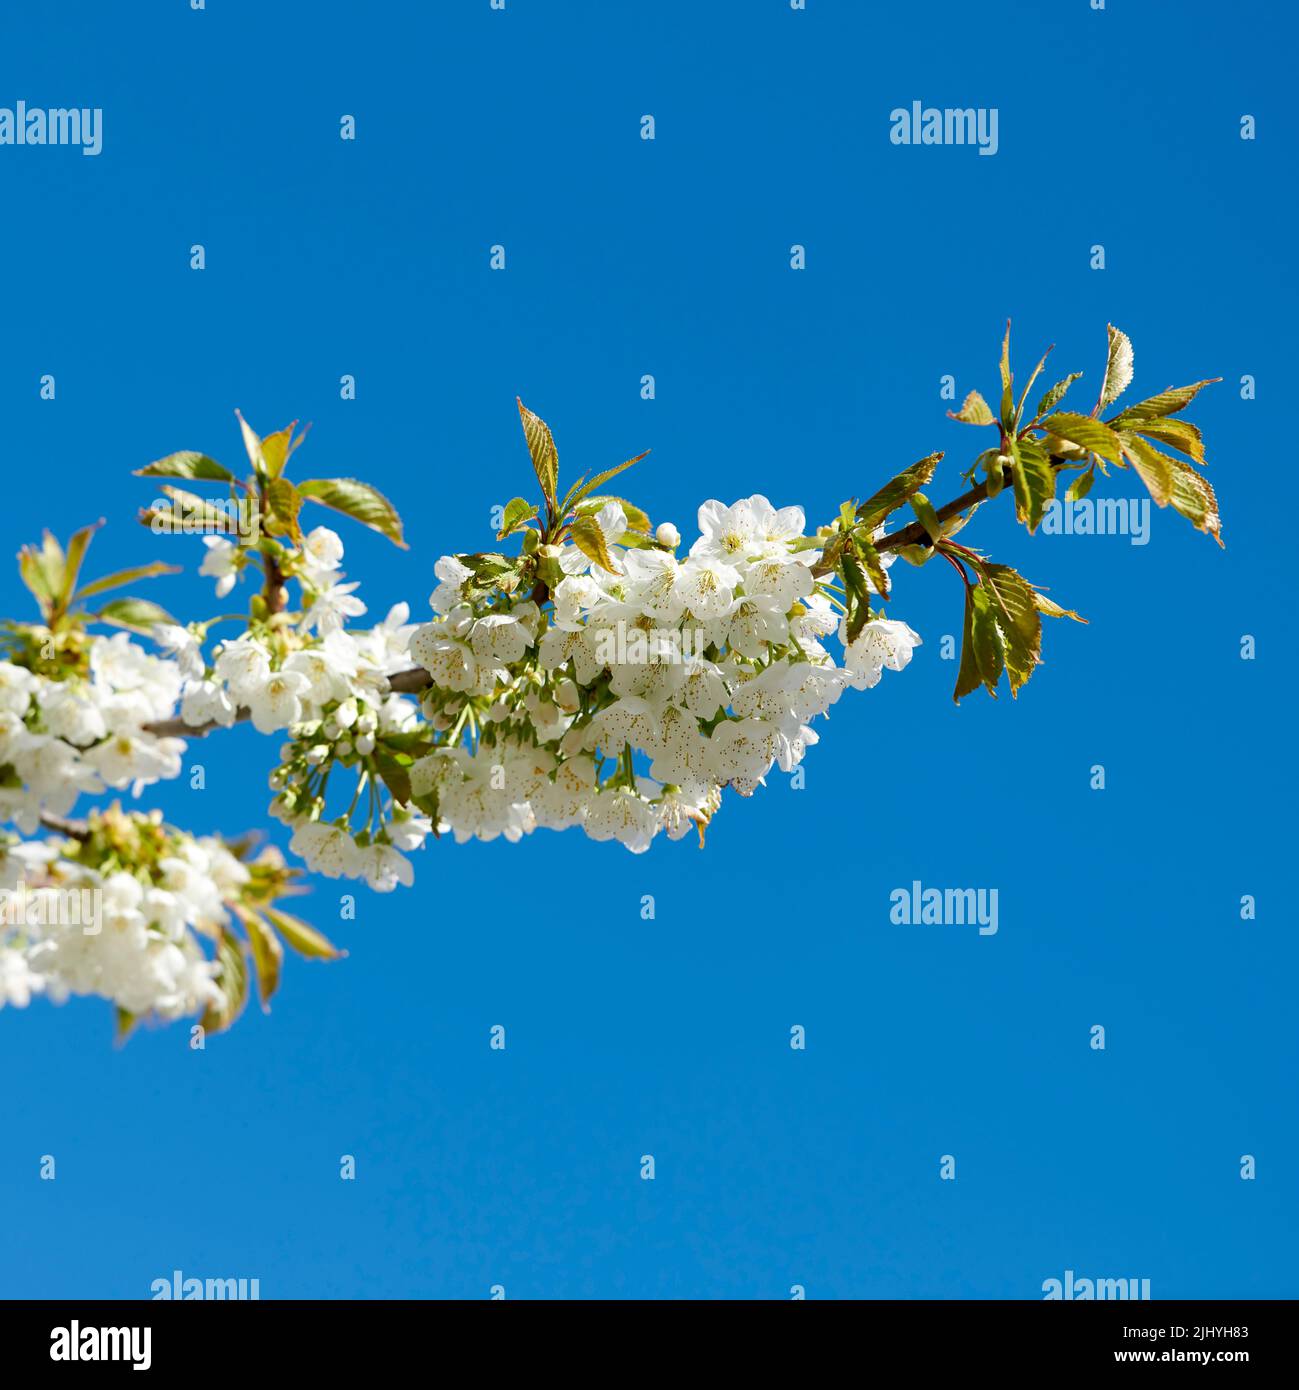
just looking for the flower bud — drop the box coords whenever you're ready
[355,733,375,756]
[554,678,580,713]
[655,522,681,549]
[305,744,330,766]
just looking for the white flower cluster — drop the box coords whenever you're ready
[0,635,185,834]
[0,826,246,1020]
[406,496,921,852]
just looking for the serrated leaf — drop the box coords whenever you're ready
[570,513,622,574]
[497,497,538,540]
[235,410,266,476]
[1098,325,1134,411]
[1033,591,1086,622]
[297,478,406,547]
[265,478,303,545]
[1015,344,1054,428]
[1108,380,1217,423]
[852,534,890,601]
[855,452,943,528]
[201,927,249,1035]
[981,563,1042,696]
[947,390,995,426]
[1125,435,1223,544]
[562,451,650,517]
[74,561,180,603]
[1010,439,1056,533]
[95,596,177,634]
[517,399,559,514]
[1034,371,1083,421]
[998,321,1014,430]
[1038,412,1123,465]
[263,906,345,960]
[135,451,235,483]
[970,584,1004,696]
[1129,417,1205,464]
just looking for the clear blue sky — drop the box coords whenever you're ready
[1,0,1294,1299]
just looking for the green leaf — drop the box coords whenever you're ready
[297,478,406,547]
[852,534,890,601]
[575,495,652,534]
[17,540,60,614]
[1108,380,1217,424]
[201,927,249,1035]
[237,906,283,1012]
[1097,325,1134,412]
[60,522,101,608]
[142,485,239,534]
[1065,465,1095,503]
[570,512,622,575]
[998,320,1014,430]
[970,584,1005,696]
[74,561,180,603]
[373,749,413,807]
[947,390,996,426]
[1033,591,1086,622]
[497,497,539,540]
[953,585,982,704]
[94,596,177,634]
[236,410,265,476]
[1127,417,1206,464]
[981,563,1042,696]
[263,906,345,960]
[265,478,304,545]
[1015,344,1053,428]
[114,1007,140,1045]
[562,452,651,518]
[135,451,234,483]
[908,492,942,545]
[259,421,300,481]
[1038,412,1123,465]
[517,399,560,514]
[1034,371,1083,421]
[855,452,943,528]
[1124,436,1222,544]
[1009,439,1057,533]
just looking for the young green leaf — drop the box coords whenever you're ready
[953,585,982,704]
[908,492,942,545]
[1034,371,1083,421]
[235,906,283,1011]
[970,584,1005,696]
[1038,412,1123,465]
[517,399,560,515]
[562,452,651,518]
[1097,325,1134,412]
[570,513,622,574]
[263,906,345,960]
[575,495,652,534]
[1125,417,1205,464]
[1015,344,1053,428]
[1009,439,1056,533]
[135,452,235,483]
[94,596,177,634]
[1065,465,1095,502]
[855,452,943,528]
[373,749,414,807]
[947,390,996,426]
[265,478,304,545]
[259,421,300,481]
[74,561,181,604]
[200,926,249,1035]
[497,497,539,540]
[1107,380,1218,424]
[296,478,406,547]
[998,320,1014,430]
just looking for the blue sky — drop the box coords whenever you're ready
[1,0,1294,1298]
